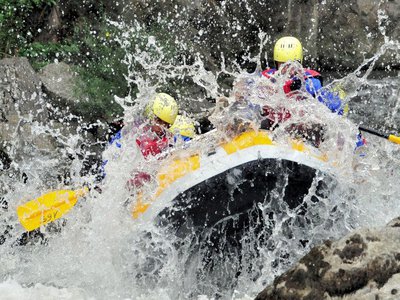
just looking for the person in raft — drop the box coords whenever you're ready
[112,93,195,188]
[258,36,369,149]
[108,93,194,157]
[261,36,344,128]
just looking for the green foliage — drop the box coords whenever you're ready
[71,25,127,121]
[19,42,80,70]
[0,0,56,56]
[1,0,128,123]
[34,24,127,122]
[1,0,184,123]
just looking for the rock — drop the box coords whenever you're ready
[0,58,93,186]
[0,57,51,159]
[38,62,110,166]
[0,58,46,121]
[255,217,400,300]
[331,273,400,300]
[39,62,78,109]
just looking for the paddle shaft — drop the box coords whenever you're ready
[359,126,400,144]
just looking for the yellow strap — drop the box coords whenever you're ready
[388,135,400,144]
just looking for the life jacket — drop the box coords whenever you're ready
[100,121,171,187]
[261,68,323,123]
[108,121,171,159]
[135,125,170,158]
[261,68,322,94]
[136,136,169,157]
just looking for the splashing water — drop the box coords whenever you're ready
[1,7,400,300]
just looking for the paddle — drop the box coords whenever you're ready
[359,126,400,144]
[17,187,88,232]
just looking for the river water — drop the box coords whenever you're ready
[1,16,400,300]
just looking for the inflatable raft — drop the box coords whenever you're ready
[131,130,337,249]
[12,129,337,250]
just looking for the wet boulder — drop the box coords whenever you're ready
[39,62,112,171]
[0,57,52,162]
[255,217,400,300]
[0,58,90,186]
[39,62,78,111]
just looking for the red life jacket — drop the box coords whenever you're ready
[261,68,321,94]
[261,68,321,123]
[135,125,170,158]
[262,68,321,80]
[127,126,170,191]
[136,135,169,157]
[261,68,293,94]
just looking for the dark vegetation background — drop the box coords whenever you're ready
[1,0,399,124]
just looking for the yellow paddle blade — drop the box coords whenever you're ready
[388,134,400,144]
[17,187,88,232]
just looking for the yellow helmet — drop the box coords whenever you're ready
[145,93,178,125]
[170,115,196,138]
[273,36,303,63]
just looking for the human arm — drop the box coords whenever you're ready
[305,77,344,115]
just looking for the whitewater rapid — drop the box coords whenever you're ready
[1,17,400,300]
[1,74,399,300]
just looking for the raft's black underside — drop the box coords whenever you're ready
[154,158,338,296]
[157,157,335,257]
